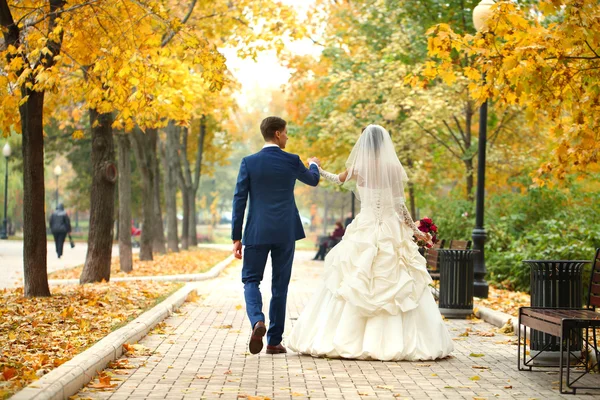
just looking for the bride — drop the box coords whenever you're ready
[287,125,454,361]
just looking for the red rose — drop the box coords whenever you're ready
[422,217,433,225]
[431,225,438,232]
[418,225,428,233]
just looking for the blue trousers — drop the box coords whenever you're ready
[242,242,295,346]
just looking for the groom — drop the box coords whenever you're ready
[232,116,320,355]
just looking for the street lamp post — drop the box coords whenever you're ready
[1,143,11,240]
[471,0,495,299]
[54,165,62,209]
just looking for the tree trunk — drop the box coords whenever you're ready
[465,101,474,201]
[4,0,66,297]
[149,128,166,254]
[465,158,474,201]
[80,110,116,283]
[116,133,133,273]
[132,128,154,261]
[161,129,179,252]
[408,182,417,220]
[160,138,179,252]
[21,90,51,297]
[176,126,192,250]
[406,155,417,219]
[188,118,206,246]
[181,187,189,250]
[188,190,196,246]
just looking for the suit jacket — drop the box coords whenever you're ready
[232,146,320,245]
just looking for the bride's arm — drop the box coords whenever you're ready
[319,167,348,185]
[397,203,431,243]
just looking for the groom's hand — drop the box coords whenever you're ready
[308,157,320,167]
[233,240,242,259]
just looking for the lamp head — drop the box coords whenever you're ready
[2,143,10,158]
[54,165,62,176]
[473,0,496,32]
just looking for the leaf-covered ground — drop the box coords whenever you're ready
[48,248,230,280]
[477,286,530,317]
[0,281,183,399]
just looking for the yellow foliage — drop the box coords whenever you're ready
[0,0,303,136]
[423,0,600,180]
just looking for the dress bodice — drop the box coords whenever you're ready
[357,186,403,223]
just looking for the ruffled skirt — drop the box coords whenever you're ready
[287,209,454,361]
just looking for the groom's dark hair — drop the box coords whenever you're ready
[260,116,286,141]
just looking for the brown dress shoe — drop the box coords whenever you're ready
[266,343,287,354]
[249,321,266,354]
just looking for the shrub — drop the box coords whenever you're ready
[430,177,600,293]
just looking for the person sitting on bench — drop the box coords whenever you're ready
[313,221,345,261]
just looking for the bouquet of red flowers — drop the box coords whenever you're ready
[414,217,439,248]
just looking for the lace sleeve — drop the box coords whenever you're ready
[396,203,421,236]
[319,167,343,185]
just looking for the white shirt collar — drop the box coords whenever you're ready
[263,143,280,149]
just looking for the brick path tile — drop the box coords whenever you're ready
[72,250,598,399]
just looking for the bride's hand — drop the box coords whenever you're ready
[416,231,433,246]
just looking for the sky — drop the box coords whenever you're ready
[221,0,321,109]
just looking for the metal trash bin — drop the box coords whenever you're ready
[524,260,589,352]
[439,249,476,318]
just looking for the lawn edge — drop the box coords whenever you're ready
[48,254,235,286]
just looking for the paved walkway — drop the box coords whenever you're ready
[74,251,596,399]
[0,240,126,289]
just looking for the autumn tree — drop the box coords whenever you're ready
[422,0,600,182]
[1,0,286,290]
[1,0,67,297]
[285,0,533,207]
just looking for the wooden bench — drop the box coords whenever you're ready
[425,240,444,282]
[518,248,600,394]
[448,239,471,250]
[425,240,470,281]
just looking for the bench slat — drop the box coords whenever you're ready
[520,314,562,336]
[524,308,600,322]
[590,296,600,308]
[521,309,564,323]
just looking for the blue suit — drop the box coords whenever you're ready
[232,146,320,345]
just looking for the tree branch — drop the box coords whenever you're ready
[545,55,600,61]
[415,120,461,160]
[21,0,100,29]
[585,40,599,58]
[452,114,468,143]
[161,0,197,47]
[309,36,326,47]
[442,119,466,154]
[489,109,518,148]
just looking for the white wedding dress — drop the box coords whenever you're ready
[287,183,454,361]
